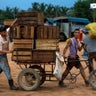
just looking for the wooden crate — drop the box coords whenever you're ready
[13,25,34,39]
[36,26,60,39]
[32,50,56,63]
[17,11,44,25]
[13,39,34,49]
[12,50,32,62]
[36,39,58,50]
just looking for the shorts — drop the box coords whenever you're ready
[67,55,81,69]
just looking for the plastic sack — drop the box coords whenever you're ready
[85,23,96,39]
[53,52,64,80]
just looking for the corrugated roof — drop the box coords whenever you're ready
[54,17,90,24]
[68,17,90,24]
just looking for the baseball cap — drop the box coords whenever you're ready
[82,28,88,34]
[0,25,6,32]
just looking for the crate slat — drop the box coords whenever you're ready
[13,39,34,49]
[17,11,44,25]
[36,26,60,39]
[12,56,32,61]
[36,39,58,50]
[32,50,56,63]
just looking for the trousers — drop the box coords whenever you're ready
[0,57,12,80]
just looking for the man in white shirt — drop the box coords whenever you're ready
[0,25,18,90]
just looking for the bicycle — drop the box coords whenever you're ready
[64,53,96,90]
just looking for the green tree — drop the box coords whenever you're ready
[13,7,19,18]
[73,0,93,21]
[31,2,40,11]
[60,7,69,16]
[45,4,54,17]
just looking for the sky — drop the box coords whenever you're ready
[0,0,77,10]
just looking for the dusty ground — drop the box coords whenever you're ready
[0,42,96,96]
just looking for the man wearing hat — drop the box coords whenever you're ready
[82,28,96,73]
[0,25,18,90]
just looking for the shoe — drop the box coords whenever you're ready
[59,81,67,87]
[8,79,18,90]
[10,85,18,90]
[85,81,89,86]
[0,69,2,74]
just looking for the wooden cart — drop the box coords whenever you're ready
[12,11,60,91]
[12,48,57,91]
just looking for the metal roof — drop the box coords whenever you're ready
[54,17,90,24]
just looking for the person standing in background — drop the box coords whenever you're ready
[82,28,96,73]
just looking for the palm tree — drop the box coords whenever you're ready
[45,4,54,17]
[31,2,40,11]
[60,7,69,16]
[12,7,19,19]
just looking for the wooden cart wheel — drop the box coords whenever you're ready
[89,70,96,90]
[18,68,40,91]
[29,65,46,85]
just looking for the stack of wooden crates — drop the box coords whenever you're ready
[12,11,60,63]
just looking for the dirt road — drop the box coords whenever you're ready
[0,42,96,96]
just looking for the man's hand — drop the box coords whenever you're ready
[8,49,14,53]
[62,55,67,59]
[81,41,85,46]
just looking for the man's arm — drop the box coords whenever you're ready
[0,50,13,54]
[78,42,84,51]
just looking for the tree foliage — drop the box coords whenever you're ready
[0,1,95,24]
[73,0,93,21]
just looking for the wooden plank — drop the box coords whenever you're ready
[14,44,33,49]
[13,51,32,55]
[52,26,60,39]
[56,26,60,39]
[16,26,20,38]
[40,26,44,39]
[18,17,38,21]
[13,39,34,49]
[17,12,44,25]
[36,39,58,50]
[17,21,37,25]
[30,26,34,39]
[32,50,55,63]
[48,26,53,39]
[43,26,48,39]
[17,11,38,17]
[13,39,33,43]
[37,12,44,25]
[36,47,57,50]
[36,26,60,39]
[37,26,44,39]
[12,56,32,61]
[23,26,28,38]
[4,19,14,25]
